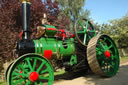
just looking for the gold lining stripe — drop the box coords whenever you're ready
[39,40,43,56]
[35,40,38,54]
[57,41,61,60]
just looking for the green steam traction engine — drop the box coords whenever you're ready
[5,0,120,85]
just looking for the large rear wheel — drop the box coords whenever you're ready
[87,35,120,77]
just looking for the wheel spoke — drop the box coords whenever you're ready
[39,76,49,80]
[77,31,85,34]
[33,58,37,71]
[96,47,104,53]
[14,68,20,72]
[26,58,33,71]
[98,40,106,50]
[83,34,87,44]
[36,61,46,73]
[103,37,107,42]
[40,68,48,74]
[108,45,113,49]
[14,78,24,84]
[78,20,84,29]
[12,76,18,80]
[12,72,25,78]
[89,30,96,32]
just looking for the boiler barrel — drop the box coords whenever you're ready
[33,38,75,60]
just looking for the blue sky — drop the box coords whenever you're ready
[84,0,128,24]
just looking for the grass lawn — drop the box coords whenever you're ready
[0,81,6,85]
[120,56,128,61]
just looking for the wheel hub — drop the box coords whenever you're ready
[105,50,111,58]
[29,72,39,82]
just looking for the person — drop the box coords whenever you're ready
[41,13,48,25]
[36,13,47,37]
[36,26,45,37]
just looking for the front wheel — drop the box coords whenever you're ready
[7,53,54,85]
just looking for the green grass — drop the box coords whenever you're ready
[0,81,6,85]
[120,56,128,61]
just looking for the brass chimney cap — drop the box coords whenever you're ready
[22,0,30,2]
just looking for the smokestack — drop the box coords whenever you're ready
[22,0,31,39]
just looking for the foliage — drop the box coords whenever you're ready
[0,0,59,71]
[56,0,90,30]
[97,14,128,48]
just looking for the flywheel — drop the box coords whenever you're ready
[73,18,97,46]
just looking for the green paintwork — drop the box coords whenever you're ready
[7,53,54,85]
[70,55,77,66]
[33,38,75,60]
[45,25,57,36]
[96,35,120,77]
[76,19,96,46]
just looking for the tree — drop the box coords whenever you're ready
[0,0,59,72]
[56,0,90,30]
[98,14,128,48]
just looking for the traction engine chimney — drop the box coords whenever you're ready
[22,0,31,39]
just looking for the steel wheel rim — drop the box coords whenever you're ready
[5,62,13,82]
[74,18,96,46]
[7,53,54,85]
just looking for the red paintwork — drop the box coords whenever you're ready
[58,29,65,33]
[29,72,39,82]
[66,32,75,38]
[18,31,23,38]
[44,50,52,60]
[56,29,75,39]
[70,34,75,38]
[47,28,56,31]
[105,50,111,58]
[19,71,22,78]
[56,29,67,40]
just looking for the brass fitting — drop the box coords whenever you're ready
[22,0,30,2]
